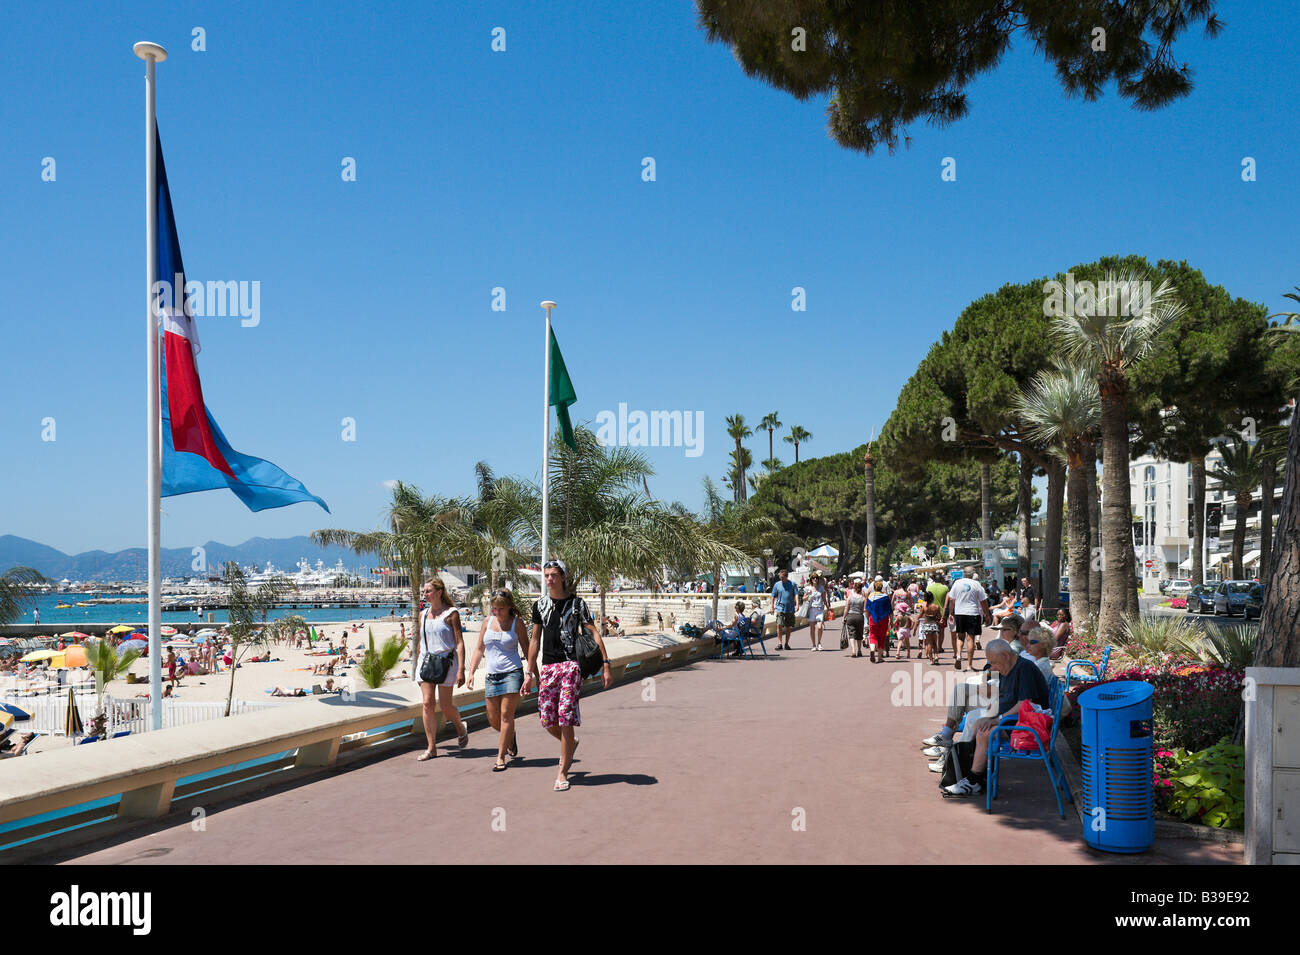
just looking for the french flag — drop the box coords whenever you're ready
[155,126,328,513]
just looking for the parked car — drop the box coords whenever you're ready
[1186,584,1217,614]
[1166,579,1193,598]
[1213,580,1255,617]
[1158,578,1171,595]
[1244,583,1263,620]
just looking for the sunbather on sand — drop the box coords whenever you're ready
[0,731,36,757]
[271,686,307,697]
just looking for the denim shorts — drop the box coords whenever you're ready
[484,668,524,698]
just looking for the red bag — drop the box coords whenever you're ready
[1009,704,1053,752]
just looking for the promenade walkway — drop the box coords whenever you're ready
[43,619,1239,865]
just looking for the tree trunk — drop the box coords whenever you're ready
[1256,395,1300,667]
[1097,379,1136,643]
[1233,490,1250,580]
[1190,455,1206,585]
[1260,458,1276,587]
[1066,459,1092,627]
[1016,453,1033,582]
[864,451,877,577]
[1085,444,1102,623]
[980,461,993,541]
[1043,459,1064,613]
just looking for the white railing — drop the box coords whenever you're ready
[1,690,286,738]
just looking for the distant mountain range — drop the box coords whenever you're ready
[0,535,368,582]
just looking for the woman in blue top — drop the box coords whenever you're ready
[467,589,530,771]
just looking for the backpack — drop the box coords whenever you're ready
[939,741,977,789]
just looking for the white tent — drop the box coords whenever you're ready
[1243,550,1261,566]
[808,544,839,558]
[1178,556,1193,571]
[1207,553,1226,567]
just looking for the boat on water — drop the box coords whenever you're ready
[75,602,92,607]
[55,602,73,609]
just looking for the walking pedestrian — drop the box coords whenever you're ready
[842,580,866,656]
[414,576,468,761]
[945,572,992,672]
[864,580,892,664]
[526,560,612,792]
[466,590,529,771]
[918,590,943,665]
[801,574,828,650]
[769,568,799,650]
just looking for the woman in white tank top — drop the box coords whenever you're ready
[466,589,531,771]
[415,576,468,761]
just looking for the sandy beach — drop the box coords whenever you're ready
[10,612,677,756]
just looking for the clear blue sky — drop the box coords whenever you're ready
[2,1,1296,555]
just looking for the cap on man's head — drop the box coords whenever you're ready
[543,559,567,576]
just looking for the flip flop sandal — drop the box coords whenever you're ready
[417,750,436,761]
[554,778,570,791]
[493,760,508,772]
[457,728,469,748]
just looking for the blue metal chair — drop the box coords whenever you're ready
[986,676,1073,818]
[746,614,768,657]
[1066,645,1110,687]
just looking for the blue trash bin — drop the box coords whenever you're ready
[1078,680,1154,853]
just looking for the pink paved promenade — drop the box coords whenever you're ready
[48,620,1240,865]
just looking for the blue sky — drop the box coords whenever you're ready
[2,1,1297,555]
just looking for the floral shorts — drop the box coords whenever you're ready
[538,660,582,728]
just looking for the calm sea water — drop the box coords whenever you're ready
[21,593,409,627]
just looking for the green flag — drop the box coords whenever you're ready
[548,327,578,450]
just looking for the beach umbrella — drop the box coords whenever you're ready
[808,543,839,558]
[0,702,31,722]
[19,649,60,663]
[63,645,88,668]
[61,631,92,641]
[160,626,178,636]
[195,629,219,638]
[65,687,84,736]
[118,639,148,652]
[109,625,134,634]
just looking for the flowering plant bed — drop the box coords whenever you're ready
[1154,740,1245,829]
[1167,598,1187,609]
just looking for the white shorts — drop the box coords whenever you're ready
[807,608,824,623]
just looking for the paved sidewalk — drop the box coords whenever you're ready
[47,620,1240,865]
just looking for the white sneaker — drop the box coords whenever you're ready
[942,777,983,797]
[922,745,947,758]
[928,759,945,773]
[921,733,946,747]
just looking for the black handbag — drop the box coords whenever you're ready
[575,627,604,679]
[418,610,455,683]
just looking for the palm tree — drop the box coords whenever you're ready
[760,412,782,470]
[863,441,877,576]
[461,462,534,599]
[1016,365,1102,625]
[84,639,143,736]
[356,627,407,689]
[0,566,46,625]
[726,414,753,502]
[221,561,296,717]
[1255,291,1300,666]
[726,445,753,501]
[761,456,783,472]
[1208,440,1266,580]
[784,425,812,463]
[1052,271,1185,641]
[313,481,470,631]
[697,477,778,623]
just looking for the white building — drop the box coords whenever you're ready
[1130,437,1285,586]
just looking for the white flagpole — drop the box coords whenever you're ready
[135,40,167,730]
[540,301,556,566]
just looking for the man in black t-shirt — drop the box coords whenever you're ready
[527,559,611,792]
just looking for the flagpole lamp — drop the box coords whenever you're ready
[135,40,167,731]
[540,301,557,568]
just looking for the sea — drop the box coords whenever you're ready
[21,593,409,627]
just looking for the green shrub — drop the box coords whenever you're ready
[356,627,406,689]
[1155,740,1245,830]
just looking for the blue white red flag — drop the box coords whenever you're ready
[155,126,328,513]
